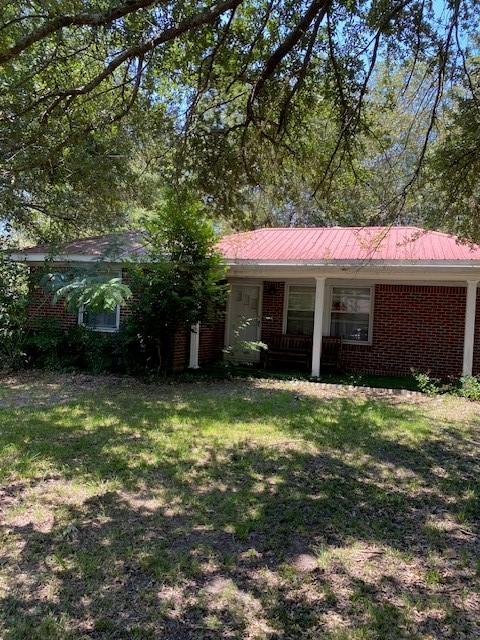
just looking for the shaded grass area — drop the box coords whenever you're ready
[0,377,479,639]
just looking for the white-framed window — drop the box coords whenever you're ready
[78,305,120,333]
[285,285,316,336]
[329,286,373,344]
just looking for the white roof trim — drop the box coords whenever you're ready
[12,253,480,270]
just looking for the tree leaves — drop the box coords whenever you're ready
[42,273,132,313]
[1,1,479,237]
[125,189,227,368]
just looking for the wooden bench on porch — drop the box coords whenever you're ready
[263,334,343,373]
[263,334,312,371]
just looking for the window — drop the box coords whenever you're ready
[79,305,119,332]
[330,287,372,343]
[285,285,315,335]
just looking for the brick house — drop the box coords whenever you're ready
[12,226,480,378]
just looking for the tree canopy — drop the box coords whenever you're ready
[1,1,479,238]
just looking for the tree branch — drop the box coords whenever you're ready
[277,5,327,134]
[0,0,161,65]
[246,0,331,123]
[25,0,243,111]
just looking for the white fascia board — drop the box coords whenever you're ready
[13,252,480,278]
[226,263,480,282]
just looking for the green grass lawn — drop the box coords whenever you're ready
[0,374,479,639]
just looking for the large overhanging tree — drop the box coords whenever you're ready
[1,1,479,238]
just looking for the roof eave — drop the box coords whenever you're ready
[12,253,480,270]
[224,259,480,268]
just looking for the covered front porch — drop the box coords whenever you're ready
[202,270,480,380]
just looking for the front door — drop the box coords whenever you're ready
[227,284,261,362]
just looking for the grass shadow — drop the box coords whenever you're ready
[1,380,479,638]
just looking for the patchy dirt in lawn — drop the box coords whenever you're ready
[1,373,480,639]
[0,370,135,408]
[0,367,466,408]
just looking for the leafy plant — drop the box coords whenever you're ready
[25,321,141,374]
[457,375,480,401]
[412,371,440,395]
[41,270,132,313]
[0,238,28,369]
[125,189,227,372]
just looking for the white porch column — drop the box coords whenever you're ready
[463,281,478,377]
[189,323,200,369]
[311,277,326,377]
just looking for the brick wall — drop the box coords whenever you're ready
[261,281,285,343]
[341,284,466,378]
[171,327,189,371]
[258,280,467,379]
[27,268,78,329]
[199,319,225,365]
[170,319,225,371]
[119,268,134,322]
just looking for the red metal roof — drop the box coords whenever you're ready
[15,226,480,264]
[217,226,480,263]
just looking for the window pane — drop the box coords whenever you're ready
[330,312,369,342]
[286,286,315,335]
[286,311,314,336]
[83,308,117,330]
[331,287,371,313]
[288,286,315,311]
[329,287,371,342]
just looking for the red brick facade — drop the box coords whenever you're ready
[27,268,480,378]
[260,281,285,343]
[472,291,480,376]
[170,320,225,370]
[171,328,189,371]
[258,280,472,379]
[199,320,225,365]
[341,284,466,378]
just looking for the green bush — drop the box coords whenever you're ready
[412,371,441,395]
[457,375,480,401]
[24,320,143,374]
[24,319,67,369]
[412,371,480,400]
[0,242,28,370]
[125,189,227,372]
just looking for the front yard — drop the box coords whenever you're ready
[0,373,479,639]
